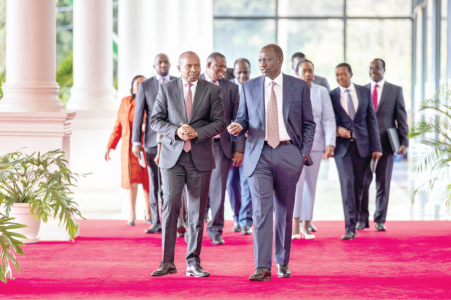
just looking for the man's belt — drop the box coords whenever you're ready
[264,140,293,147]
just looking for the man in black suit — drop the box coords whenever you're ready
[358,59,409,232]
[200,52,245,245]
[329,63,382,240]
[149,51,226,277]
[132,53,177,233]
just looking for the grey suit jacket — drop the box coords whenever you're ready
[200,74,245,158]
[132,75,177,149]
[150,78,226,171]
[312,74,330,91]
[365,81,409,153]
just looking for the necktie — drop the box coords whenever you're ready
[345,90,356,120]
[160,78,164,85]
[267,81,280,149]
[183,83,193,152]
[372,84,379,111]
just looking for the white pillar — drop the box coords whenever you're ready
[69,0,116,111]
[0,0,62,112]
[117,0,153,99]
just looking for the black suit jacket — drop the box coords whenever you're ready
[150,78,226,171]
[200,74,245,158]
[330,84,382,158]
[132,75,178,149]
[365,82,409,153]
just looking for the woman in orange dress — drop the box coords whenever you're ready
[105,75,151,226]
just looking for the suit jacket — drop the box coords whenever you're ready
[132,75,177,149]
[150,77,226,171]
[312,74,330,91]
[200,74,245,158]
[235,74,316,177]
[230,78,236,84]
[309,83,336,151]
[330,84,382,159]
[365,82,409,153]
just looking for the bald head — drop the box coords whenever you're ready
[154,53,170,77]
[177,51,201,82]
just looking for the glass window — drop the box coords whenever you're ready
[426,0,434,98]
[347,19,412,110]
[414,8,423,117]
[214,0,276,17]
[278,19,344,87]
[347,0,412,17]
[441,0,448,85]
[278,0,344,17]
[214,19,276,76]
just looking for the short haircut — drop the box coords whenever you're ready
[374,58,386,69]
[336,62,352,73]
[291,52,306,61]
[178,51,199,64]
[207,52,226,63]
[295,58,315,73]
[261,44,284,58]
[154,53,169,64]
[234,58,251,69]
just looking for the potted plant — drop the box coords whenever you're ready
[0,150,88,243]
[409,84,451,209]
[0,214,26,283]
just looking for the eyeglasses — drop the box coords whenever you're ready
[369,67,382,71]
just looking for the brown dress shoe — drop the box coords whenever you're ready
[151,261,177,276]
[249,267,271,282]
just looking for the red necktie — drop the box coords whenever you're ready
[183,83,193,152]
[160,78,164,85]
[372,84,379,111]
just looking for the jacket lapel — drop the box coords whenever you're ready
[253,76,265,129]
[377,82,391,113]
[219,78,229,116]
[189,79,208,123]
[333,88,352,121]
[282,74,294,126]
[151,77,159,97]
[175,78,187,123]
[354,84,364,119]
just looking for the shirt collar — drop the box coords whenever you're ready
[339,82,355,93]
[371,78,385,88]
[155,73,171,82]
[265,72,283,87]
[204,73,220,84]
[181,77,198,88]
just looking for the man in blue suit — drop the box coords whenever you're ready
[228,44,316,281]
[329,63,382,240]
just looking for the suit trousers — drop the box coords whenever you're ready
[227,161,253,228]
[207,141,231,238]
[248,144,304,269]
[293,151,324,220]
[360,151,395,224]
[145,147,160,225]
[334,141,371,233]
[160,151,212,267]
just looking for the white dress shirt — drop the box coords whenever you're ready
[156,73,171,84]
[181,78,198,102]
[264,72,291,141]
[339,82,359,116]
[370,78,385,105]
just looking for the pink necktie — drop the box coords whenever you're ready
[183,83,193,152]
[372,84,378,112]
[160,78,164,85]
[267,81,280,149]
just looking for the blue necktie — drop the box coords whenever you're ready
[345,90,356,120]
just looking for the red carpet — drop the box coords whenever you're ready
[2,220,451,299]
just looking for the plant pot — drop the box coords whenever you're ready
[1,203,41,244]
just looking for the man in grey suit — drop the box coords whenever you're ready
[359,59,409,232]
[200,52,244,245]
[229,44,316,281]
[132,53,177,233]
[291,52,330,91]
[149,51,226,278]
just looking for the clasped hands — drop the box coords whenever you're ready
[227,122,243,136]
[176,123,197,141]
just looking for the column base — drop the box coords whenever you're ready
[68,86,117,111]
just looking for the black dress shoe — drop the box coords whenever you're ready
[375,222,387,231]
[233,222,241,232]
[249,267,271,282]
[242,226,252,235]
[356,222,366,231]
[277,264,292,278]
[151,261,177,276]
[127,221,135,226]
[341,231,357,240]
[309,221,317,232]
[186,265,210,277]
[211,235,225,245]
[145,224,162,233]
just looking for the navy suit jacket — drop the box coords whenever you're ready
[235,74,316,177]
[200,74,245,158]
[329,84,382,158]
